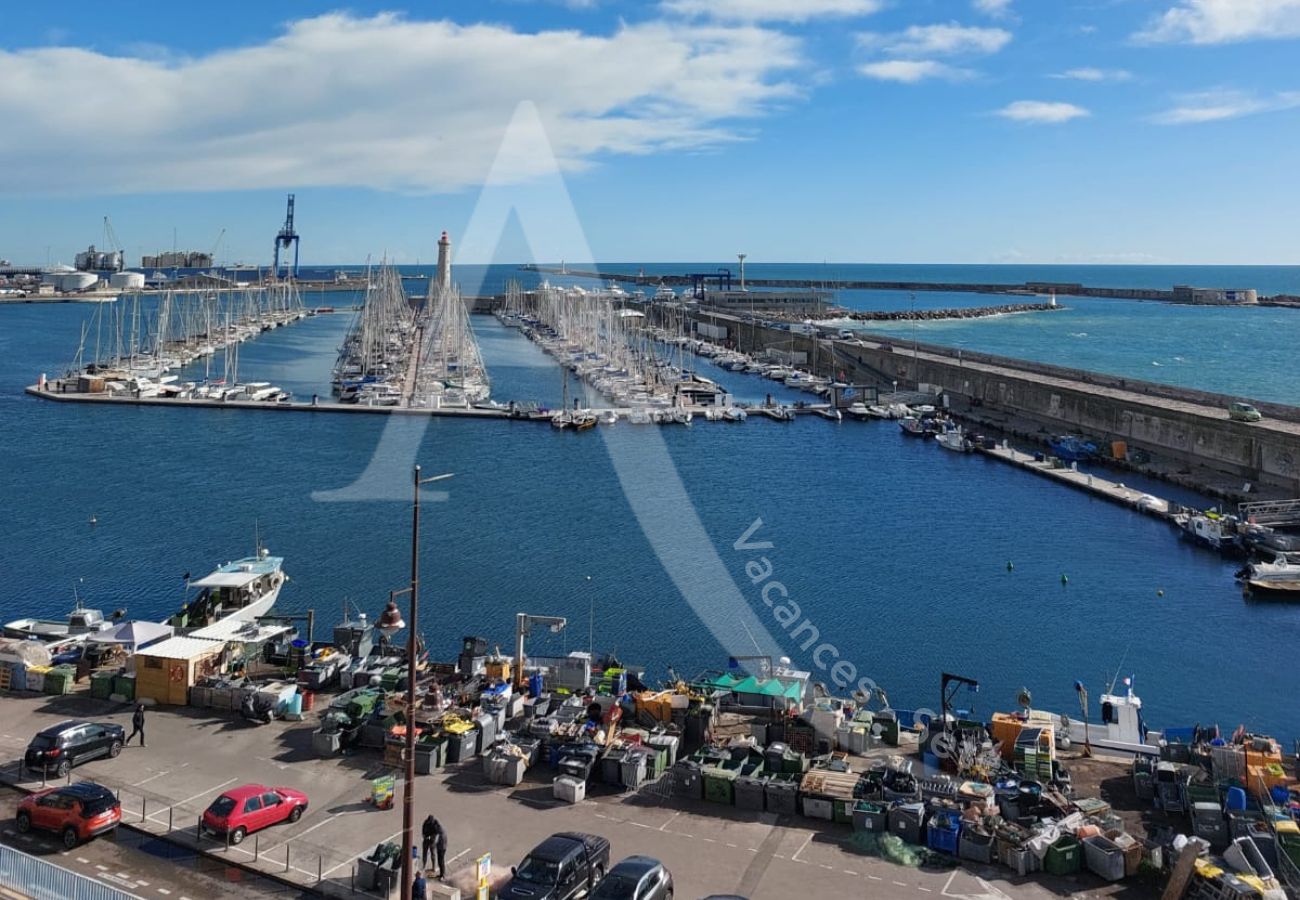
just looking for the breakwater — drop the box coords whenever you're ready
[528,265,1297,306]
[841,301,1062,322]
[679,308,1300,496]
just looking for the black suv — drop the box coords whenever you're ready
[24,720,126,777]
[500,832,612,899]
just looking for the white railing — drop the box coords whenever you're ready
[0,843,142,900]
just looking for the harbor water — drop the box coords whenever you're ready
[1,265,1297,742]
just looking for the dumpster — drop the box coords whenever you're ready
[735,775,767,812]
[801,794,833,821]
[90,671,115,700]
[554,776,586,803]
[673,761,703,800]
[888,803,925,844]
[765,775,799,816]
[852,800,888,833]
[704,767,737,805]
[620,750,648,791]
[1044,835,1081,875]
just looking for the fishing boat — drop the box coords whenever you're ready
[766,406,795,422]
[1174,510,1244,555]
[845,402,872,420]
[1238,555,1300,599]
[899,416,927,437]
[3,605,115,647]
[816,407,842,422]
[169,547,286,631]
[935,423,973,452]
[1048,435,1098,462]
[722,406,747,423]
[598,410,618,427]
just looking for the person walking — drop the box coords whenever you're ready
[126,703,146,747]
[412,870,427,900]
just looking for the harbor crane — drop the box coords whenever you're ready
[515,612,566,688]
[101,216,125,272]
[272,193,300,279]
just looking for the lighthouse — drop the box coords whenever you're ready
[436,230,452,293]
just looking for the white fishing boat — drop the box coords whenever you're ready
[846,402,872,420]
[722,406,747,423]
[3,606,114,647]
[598,410,618,426]
[816,407,842,422]
[936,423,972,452]
[169,547,286,631]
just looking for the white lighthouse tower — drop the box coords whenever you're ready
[436,230,452,294]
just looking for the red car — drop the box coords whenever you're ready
[17,783,121,849]
[202,784,307,844]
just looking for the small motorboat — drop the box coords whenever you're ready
[722,406,747,423]
[899,416,927,437]
[846,402,872,420]
[816,407,842,422]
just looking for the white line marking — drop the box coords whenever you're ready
[157,889,170,896]
[76,857,89,864]
[725,842,737,848]
[136,880,149,886]
[918,888,932,893]
[115,872,131,879]
[131,771,170,787]
[446,847,472,865]
[844,870,858,876]
[893,881,907,887]
[658,811,680,832]
[868,874,882,881]
[95,865,108,871]
[790,834,813,863]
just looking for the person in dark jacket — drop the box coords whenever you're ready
[126,704,146,747]
[412,870,427,900]
[431,816,447,879]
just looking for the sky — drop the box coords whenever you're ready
[1,0,1299,266]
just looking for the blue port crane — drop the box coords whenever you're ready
[272,193,300,279]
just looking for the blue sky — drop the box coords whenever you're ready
[1,0,1299,265]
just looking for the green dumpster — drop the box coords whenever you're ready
[1045,835,1081,875]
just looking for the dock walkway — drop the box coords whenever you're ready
[979,442,1172,519]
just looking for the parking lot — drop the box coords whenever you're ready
[0,692,1139,899]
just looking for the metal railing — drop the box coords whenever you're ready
[0,843,142,900]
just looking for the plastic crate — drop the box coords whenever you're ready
[801,794,833,821]
[927,810,961,855]
[852,800,888,833]
[959,829,994,864]
[735,776,767,812]
[1083,835,1125,882]
[765,776,799,816]
[703,767,738,805]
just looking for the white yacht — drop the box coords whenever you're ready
[170,548,286,631]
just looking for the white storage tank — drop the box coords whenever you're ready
[109,271,145,290]
[56,272,100,292]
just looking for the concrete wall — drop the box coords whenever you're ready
[684,308,1300,492]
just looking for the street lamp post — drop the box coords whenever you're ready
[399,466,454,900]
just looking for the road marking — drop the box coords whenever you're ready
[820,864,834,870]
[893,881,907,887]
[702,837,715,843]
[132,771,170,787]
[725,842,737,848]
[657,811,680,832]
[157,889,170,895]
[76,857,89,864]
[447,847,473,865]
[146,778,238,823]
[95,865,108,871]
[868,874,882,881]
[630,822,652,830]
[136,880,149,886]
[918,888,932,893]
[115,872,131,879]
[790,834,813,863]
[844,870,858,876]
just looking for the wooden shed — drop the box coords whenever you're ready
[134,636,225,705]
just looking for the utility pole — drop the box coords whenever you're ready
[398,466,453,900]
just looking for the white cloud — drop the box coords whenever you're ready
[1151,89,1300,124]
[857,23,1013,57]
[0,13,803,195]
[1136,0,1300,44]
[973,0,1014,18]
[858,60,973,83]
[1051,67,1132,82]
[995,100,1090,123]
[661,0,882,23]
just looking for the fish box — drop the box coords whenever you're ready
[620,751,647,791]
[553,775,585,804]
[1083,835,1125,882]
[927,811,961,855]
[959,828,994,864]
[704,767,738,805]
[648,735,679,768]
[800,794,833,821]
[1044,835,1081,875]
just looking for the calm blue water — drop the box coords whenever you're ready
[1,265,1297,742]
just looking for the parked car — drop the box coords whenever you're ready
[16,782,121,849]
[591,855,674,899]
[499,831,611,899]
[1228,402,1262,423]
[201,784,308,845]
[24,721,125,777]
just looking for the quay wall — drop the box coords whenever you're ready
[685,309,1300,493]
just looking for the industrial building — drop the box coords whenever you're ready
[142,250,214,269]
[1172,285,1258,305]
[697,289,830,316]
[74,245,123,272]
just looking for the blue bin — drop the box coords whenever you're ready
[529,674,544,698]
[1226,787,1247,811]
[928,810,961,855]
